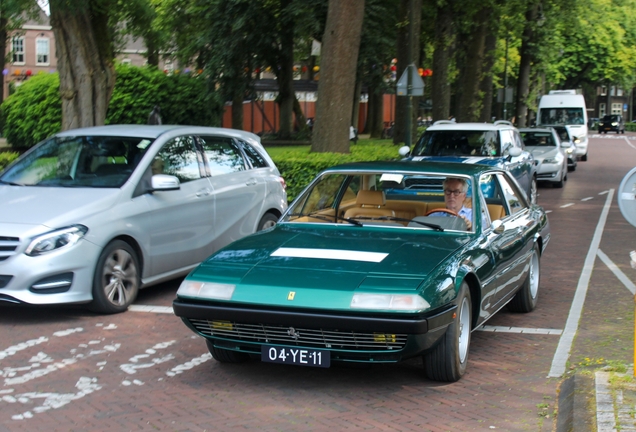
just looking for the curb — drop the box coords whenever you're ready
[556,373,595,432]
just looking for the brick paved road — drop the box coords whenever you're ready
[1,134,635,432]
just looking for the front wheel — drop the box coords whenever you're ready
[423,282,471,382]
[89,240,140,314]
[508,244,540,313]
[581,153,588,162]
[257,212,278,231]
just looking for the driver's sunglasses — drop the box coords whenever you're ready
[443,189,464,196]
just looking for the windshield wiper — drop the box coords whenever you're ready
[288,212,363,226]
[371,216,444,231]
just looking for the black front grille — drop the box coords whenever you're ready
[188,319,407,351]
[0,275,12,288]
[0,236,19,262]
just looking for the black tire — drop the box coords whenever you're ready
[423,282,471,382]
[89,240,140,314]
[508,244,540,313]
[206,339,249,363]
[581,153,588,162]
[553,177,564,188]
[257,212,278,231]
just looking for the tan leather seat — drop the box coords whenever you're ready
[487,204,506,221]
[343,190,395,220]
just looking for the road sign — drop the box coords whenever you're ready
[396,63,424,96]
[619,166,636,228]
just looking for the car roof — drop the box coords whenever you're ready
[425,121,517,132]
[518,127,555,133]
[322,160,499,177]
[54,124,261,142]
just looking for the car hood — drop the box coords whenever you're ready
[528,147,558,159]
[0,185,121,235]
[188,224,472,310]
[407,155,505,168]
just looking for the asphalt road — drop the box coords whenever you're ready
[1,133,636,432]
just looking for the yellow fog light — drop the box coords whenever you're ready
[373,333,397,343]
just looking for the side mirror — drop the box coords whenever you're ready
[398,146,411,157]
[151,174,180,192]
[491,219,505,234]
[508,147,522,157]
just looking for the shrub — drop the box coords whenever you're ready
[1,72,62,149]
[271,141,402,202]
[0,151,19,172]
[0,64,223,149]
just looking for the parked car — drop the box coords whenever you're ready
[551,125,578,172]
[519,127,569,188]
[598,114,625,134]
[0,125,287,314]
[400,120,537,204]
[173,160,550,382]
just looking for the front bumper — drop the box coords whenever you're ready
[173,299,456,362]
[0,238,101,305]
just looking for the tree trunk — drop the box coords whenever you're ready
[231,92,243,130]
[312,0,365,153]
[392,0,422,145]
[515,1,540,127]
[50,1,116,130]
[431,1,453,122]
[456,7,488,122]
[351,79,362,130]
[275,0,295,139]
[479,31,498,122]
[367,82,384,138]
[293,97,308,133]
[0,17,7,102]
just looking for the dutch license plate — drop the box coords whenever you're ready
[261,345,331,368]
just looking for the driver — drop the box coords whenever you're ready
[442,177,472,230]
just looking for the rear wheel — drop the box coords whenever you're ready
[423,282,471,382]
[206,339,250,363]
[508,244,540,313]
[89,240,140,314]
[257,212,278,231]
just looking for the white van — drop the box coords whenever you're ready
[536,90,589,161]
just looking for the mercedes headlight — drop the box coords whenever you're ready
[25,225,88,256]
[177,280,236,300]
[543,157,558,164]
[350,293,429,311]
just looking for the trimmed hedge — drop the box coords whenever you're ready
[0,64,222,149]
[271,141,403,202]
[0,151,19,172]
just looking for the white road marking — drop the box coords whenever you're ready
[599,190,609,195]
[166,353,212,377]
[560,203,575,208]
[128,305,174,314]
[582,197,593,201]
[120,341,177,375]
[0,338,48,362]
[597,249,636,295]
[623,136,636,150]
[549,189,614,378]
[479,326,562,335]
[545,210,553,214]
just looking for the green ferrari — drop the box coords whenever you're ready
[173,161,550,382]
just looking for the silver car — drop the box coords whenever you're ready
[0,125,287,313]
[519,127,569,188]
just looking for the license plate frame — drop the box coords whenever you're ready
[261,345,331,368]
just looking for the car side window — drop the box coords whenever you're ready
[238,140,269,168]
[154,136,202,183]
[496,173,528,215]
[500,130,515,155]
[199,136,246,175]
[513,130,525,149]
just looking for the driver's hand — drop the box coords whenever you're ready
[461,216,472,231]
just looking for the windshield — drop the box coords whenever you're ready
[602,115,620,122]
[283,171,477,232]
[0,135,153,187]
[412,130,500,157]
[520,131,557,147]
[552,126,570,141]
[539,107,584,125]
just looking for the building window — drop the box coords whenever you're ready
[599,103,606,117]
[600,86,607,96]
[617,88,624,97]
[12,37,25,64]
[36,38,50,65]
[612,103,622,115]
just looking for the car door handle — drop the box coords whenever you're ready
[245,179,257,186]
[196,188,211,197]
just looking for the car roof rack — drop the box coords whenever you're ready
[494,120,513,126]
